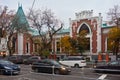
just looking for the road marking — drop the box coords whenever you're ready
[98,74,107,80]
[30,71,97,80]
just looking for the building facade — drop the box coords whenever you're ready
[0,5,115,60]
[68,10,114,60]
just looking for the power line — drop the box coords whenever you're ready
[29,0,36,16]
[31,0,36,10]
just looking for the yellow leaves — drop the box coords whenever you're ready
[60,36,72,53]
[77,30,89,48]
[61,36,71,48]
[79,30,87,38]
[108,27,120,51]
[108,27,120,40]
[33,38,41,44]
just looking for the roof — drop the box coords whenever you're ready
[29,28,39,36]
[31,28,70,36]
[56,28,70,34]
[102,21,115,28]
[12,5,29,29]
[16,5,29,25]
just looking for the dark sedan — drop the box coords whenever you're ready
[0,60,20,75]
[31,59,71,75]
[23,56,41,65]
[94,61,120,73]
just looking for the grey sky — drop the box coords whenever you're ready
[1,0,120,28]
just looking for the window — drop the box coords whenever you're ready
[109,61,118,65]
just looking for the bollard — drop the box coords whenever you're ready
[51,66,55,80]
[52,66,55,75]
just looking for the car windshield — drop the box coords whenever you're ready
[108,61,119,65]
[51,60,60,65]
[41,59,61,65]
[0,60,14,65]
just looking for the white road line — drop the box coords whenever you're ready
[97,74,107,80]
[30,71,97,80]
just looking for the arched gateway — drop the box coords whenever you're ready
[69,10,102,60]
[77,23,91,55]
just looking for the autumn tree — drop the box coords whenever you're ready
[77,30,89,55]
[68,37,78,54]
[61,36,72,54]
[107,5,120,56]
[108,27,120,55]
[28,8,63,56]
[60,30,89,55]
[61,35,80,55]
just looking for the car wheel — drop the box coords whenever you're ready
[0,69,4,75]
[74,64,79,68]
[34,68,39,72]
[54,69,60,74]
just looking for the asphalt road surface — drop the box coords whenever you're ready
[0,64,120,80]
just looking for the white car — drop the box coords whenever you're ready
[59,56,86,68]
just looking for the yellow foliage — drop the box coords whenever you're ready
[108,27,120,40]
[108,27,120,51]
[77,30,89,49]
[60,36,71,52]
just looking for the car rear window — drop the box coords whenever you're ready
[63,56,85,61]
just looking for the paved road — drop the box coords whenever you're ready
[0,64,120,80]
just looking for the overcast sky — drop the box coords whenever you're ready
[1,0,120,28]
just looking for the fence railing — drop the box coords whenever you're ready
[86,60,110,68]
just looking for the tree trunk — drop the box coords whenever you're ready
[7,34,13,56]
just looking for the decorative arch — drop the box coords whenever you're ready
[76,22,92,54]
[77,22,92,35]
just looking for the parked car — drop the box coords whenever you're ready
[93,61,120,73]
[59,56,86,68]
[0,60,20,75]
[31,59,71,75]
[6,55,23,64]
[23,56,41,64]
[6,55,32,64]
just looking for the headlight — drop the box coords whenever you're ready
[61,66,66,70]
[18,65,20,68]
[93,65,96,68]
[4,66,12,70]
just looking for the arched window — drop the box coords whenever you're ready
[79,24,90,34]
[78,24,90,51]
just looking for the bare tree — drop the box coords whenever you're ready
[107,5,120,26]
[28,8,63,56]
[107,5,120,58]
[0,6,15,56]
[0,5,30,56]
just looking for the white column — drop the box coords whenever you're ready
[69,18,72,37]
[90,34,92,54]
[18,33,23,55]
[105,38,107,52]
[97,13,102,53]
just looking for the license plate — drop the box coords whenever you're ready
[13,71,19,74]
